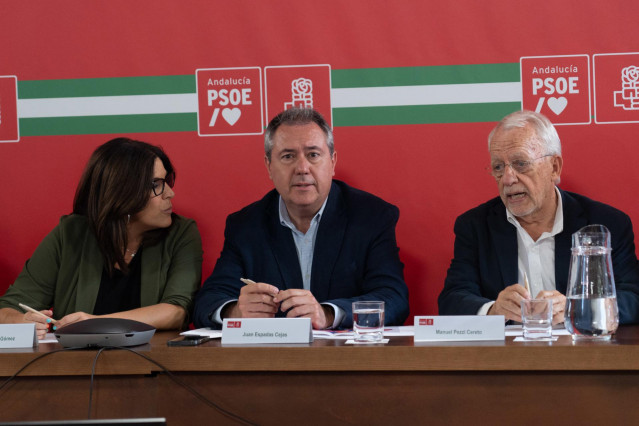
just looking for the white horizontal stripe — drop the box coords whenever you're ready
[18,93,198,118]
[331,82,522,108]
[16,83,522,118]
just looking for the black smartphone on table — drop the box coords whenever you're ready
[167,335,212,346]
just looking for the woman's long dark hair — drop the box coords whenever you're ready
[73,137,175,275]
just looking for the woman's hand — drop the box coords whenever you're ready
[56,312,96,330]
[23,309,54,340]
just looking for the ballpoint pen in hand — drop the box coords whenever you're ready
[18,303,57,331]
[523,272,531,297]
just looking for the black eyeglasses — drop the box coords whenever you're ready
[488,154,553,178]
[151,172,175,197]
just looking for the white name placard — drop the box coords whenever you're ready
[414,316,505,342]
[0,323,38,348]
[221,318,313,344]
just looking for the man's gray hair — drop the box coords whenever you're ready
[264,108,334,160]
[488,110,562,156]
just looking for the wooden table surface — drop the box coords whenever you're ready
[1,326,639,424]
[3,326,639,376]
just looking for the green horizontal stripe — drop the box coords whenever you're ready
[331,63,520,88]
[18,75,195,99]
[333,103,521,127]
[19,113,197,136]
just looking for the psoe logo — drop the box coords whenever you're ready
[227,321,242,328]
[593,52,639,124]
[195,67,264,137]
[520,55,591,125]
[284,78,314,110]
[419,318,434,326]
[0,75,19,143]
[614,65,639,110]
[264,64,332,126]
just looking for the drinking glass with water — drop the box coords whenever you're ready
[352,301,385,342]
[521,299,553,339]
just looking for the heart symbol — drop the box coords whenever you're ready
[547,97,568,115]
[222,108,241,126]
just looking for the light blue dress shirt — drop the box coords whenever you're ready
[278,196,344,328]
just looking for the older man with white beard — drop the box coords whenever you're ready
[439,110,639,325]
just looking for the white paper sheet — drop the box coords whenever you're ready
[313,325,414,340]
[505,324,570,336]
[181,328,223,338]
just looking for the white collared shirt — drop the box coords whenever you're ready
[478,187,564,315]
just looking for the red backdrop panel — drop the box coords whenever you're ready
[1,1,638,320]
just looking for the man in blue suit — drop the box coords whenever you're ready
[194,108,409,329]
[439,110,639,324]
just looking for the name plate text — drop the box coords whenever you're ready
[0,323,38,348]
[221,318,313,344]
[414,316,505,342]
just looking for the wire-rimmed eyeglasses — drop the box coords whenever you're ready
[487,154,554,178]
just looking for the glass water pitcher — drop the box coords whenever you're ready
[564,224,619,340]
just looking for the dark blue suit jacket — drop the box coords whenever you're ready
[193,180,409,329]
[438,189,639,324]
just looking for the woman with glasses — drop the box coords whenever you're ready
[0,137,202,339]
